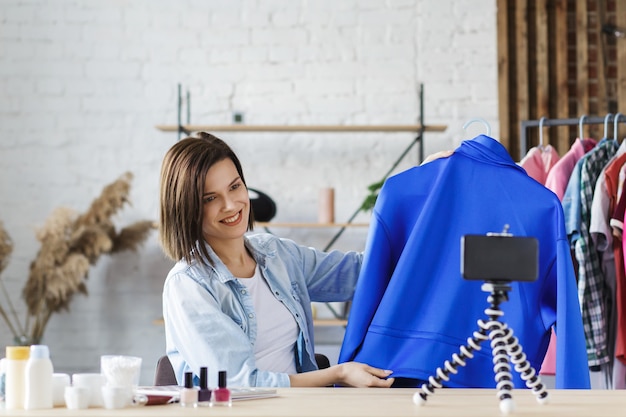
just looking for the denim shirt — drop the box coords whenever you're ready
[163,232,363,388]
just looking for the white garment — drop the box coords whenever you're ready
[238,266,298,374]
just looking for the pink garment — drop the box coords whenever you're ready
[545,138,598,200]
[540,139,596,376]
[540,329,558,375]
[519,145,560,185]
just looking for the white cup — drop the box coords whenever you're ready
[72,373,105,407]
[64,386,89,409]
[101,385,132,409]
[52,373,71,407]
[100,355,142,388]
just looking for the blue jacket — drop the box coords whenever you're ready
[338,135,590,389]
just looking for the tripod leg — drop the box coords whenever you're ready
[488,320,515,414]
[502,327,550,404]
[413,319,490,406]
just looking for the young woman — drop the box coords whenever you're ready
[159,132,394,388]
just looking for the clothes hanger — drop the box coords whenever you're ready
[614,112,624,142]
[463,117,492,137]
[579,114,587,139]
[604,113,613,139]
[538,116,547,149]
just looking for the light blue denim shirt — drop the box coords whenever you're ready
[163,232,363,388]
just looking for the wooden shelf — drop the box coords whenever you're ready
[313,318,348,327]
[154,317,347,327]
[155,124,448,133]
[257,222,368,228]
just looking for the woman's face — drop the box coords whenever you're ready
[201,158,250,245]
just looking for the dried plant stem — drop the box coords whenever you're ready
[31,309,53,343]
[0,279,24,336]
[0,303,19,337]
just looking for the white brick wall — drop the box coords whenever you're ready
[0,0,498,384]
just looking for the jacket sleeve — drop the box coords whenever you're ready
[555,236,591,388]
[338,210,394,363]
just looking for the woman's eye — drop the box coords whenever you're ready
[231,183,241,191]
[203,196,215,203]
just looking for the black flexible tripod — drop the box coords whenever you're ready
[412,281,550,414]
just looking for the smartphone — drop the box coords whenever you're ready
[461,234,538,282]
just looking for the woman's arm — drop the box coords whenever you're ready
[289,362,394,387]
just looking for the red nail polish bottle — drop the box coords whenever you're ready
[210,370,231,407]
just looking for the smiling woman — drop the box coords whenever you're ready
[158,132,394,390]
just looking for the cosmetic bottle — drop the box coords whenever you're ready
[197,367,211,406]
[210,370,231,407]
[5,346,30,410]
[180,372,198,408]
[24,345,54,409]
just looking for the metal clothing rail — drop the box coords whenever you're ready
[519,115,626,156]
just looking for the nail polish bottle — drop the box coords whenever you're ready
[197,367,211,406]
[210,370,231,407]
[180,372,198,408]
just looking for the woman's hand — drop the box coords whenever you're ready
[420,150,453,165]
[334,362,394,388]
[289,361,394,387]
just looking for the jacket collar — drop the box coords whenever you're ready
[456,134,526,173]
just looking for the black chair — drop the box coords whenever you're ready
[154,355,177,386]
[154,353,331,386]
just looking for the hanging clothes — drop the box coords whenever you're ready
[588,141,626,388]
[545,138,597,201]
[611,173,626,370]
[519,144,560,184]
[338,135,590,389]
[540,138,596,376]
[569,138,619,368]
[599,148,626,389]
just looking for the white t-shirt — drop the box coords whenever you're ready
[237,266,298,374]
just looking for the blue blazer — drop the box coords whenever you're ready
[339,135,590,389]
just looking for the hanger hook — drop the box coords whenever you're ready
[463,117,492,136]
[538,117,547,147]
[604,114,614,139]
[614,112,624,141]
[579,114,587,139]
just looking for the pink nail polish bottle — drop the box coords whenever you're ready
[180,372,198,408]
[210,370,231,407]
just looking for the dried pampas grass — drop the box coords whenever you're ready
[0,220,12,274]
[0,172,155,344]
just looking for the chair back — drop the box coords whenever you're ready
[154,355,177,386]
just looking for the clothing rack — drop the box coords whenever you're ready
[519,116,626,156]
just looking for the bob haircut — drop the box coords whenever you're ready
[159,132,254,266]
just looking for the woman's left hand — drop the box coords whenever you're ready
[420,150,453,165]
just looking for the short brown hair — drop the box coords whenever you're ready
[159,132,254,265]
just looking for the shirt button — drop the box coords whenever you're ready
[248,313,254,318]
[241,289,246,294]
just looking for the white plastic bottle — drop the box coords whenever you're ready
[24,345,53,410]
[5,346,30,410]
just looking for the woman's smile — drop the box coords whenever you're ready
[222,210,242,226]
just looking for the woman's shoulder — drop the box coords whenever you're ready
[246,231,295,248]
[164,257,216,287]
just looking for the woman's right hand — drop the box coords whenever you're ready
[334,361,394,388]
[289,361,394,387]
